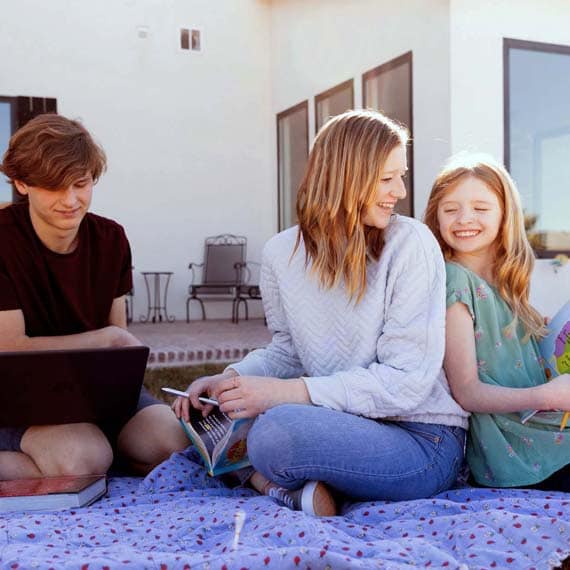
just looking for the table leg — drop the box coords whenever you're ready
[162,273,175,322]
[154,273,161,322]
[140,273,152,323]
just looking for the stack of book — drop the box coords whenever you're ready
[0,475,106,513]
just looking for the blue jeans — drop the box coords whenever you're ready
[247,404,465,501]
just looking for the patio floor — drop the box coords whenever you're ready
[128,318,271,368]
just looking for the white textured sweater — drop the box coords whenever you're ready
[231,216,468,428]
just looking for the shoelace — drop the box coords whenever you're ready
[267,486,296,510]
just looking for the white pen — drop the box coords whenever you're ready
[198,396,220,406]
[161,387,219,406]
[161,387,190,398]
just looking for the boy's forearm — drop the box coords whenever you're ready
[0,326,140,352]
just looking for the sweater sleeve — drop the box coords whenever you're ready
[227,243,305,379]
[304,227,447,418]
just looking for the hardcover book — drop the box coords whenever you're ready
[0,475,106,513]
[520,301,570,427]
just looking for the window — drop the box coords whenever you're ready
[0,96,57,205]
[0,97,15,204]
[362,51,414,216]
[314,79,354,134]
[504,38,570,256]
[277,101,309,230]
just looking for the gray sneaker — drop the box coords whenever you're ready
[267,481,337,517]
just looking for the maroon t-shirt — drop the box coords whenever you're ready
[0,203,132,337]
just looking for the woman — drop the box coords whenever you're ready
[174,110,468,515]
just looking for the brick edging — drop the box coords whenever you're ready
[147,346,258,367]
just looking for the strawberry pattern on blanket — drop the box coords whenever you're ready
[0,448,569,569]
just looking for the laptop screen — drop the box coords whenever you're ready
[0,346,149,429]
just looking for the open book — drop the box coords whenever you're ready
[0,475,106,513]
[180,406,253,477]
[520,301,570,427]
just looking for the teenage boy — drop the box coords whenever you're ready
[0,114,188,480]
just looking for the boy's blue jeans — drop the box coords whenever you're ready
[247,404,465,501]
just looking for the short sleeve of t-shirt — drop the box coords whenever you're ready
[0,204,134,336]
[115,225,133,298]
[0,257,19,310]
[445,261,475,319]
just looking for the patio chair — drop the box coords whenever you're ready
[186,234,247,322]
[234,261,264,324]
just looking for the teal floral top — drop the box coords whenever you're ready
[446,262,570,487]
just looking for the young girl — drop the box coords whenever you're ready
[174,110,468,515]
[425,153,570,489]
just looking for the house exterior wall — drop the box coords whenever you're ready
[0,0,274,320]
[0,0,566,320]
[449,0,570,313]
[449,0,570,158]
[269,0,452,219]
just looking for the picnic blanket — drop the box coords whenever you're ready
[1,448,569,569]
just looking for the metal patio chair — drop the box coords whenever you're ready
[186,234,247,322]
[234,261,264,324]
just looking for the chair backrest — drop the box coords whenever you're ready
[203,234,247,285]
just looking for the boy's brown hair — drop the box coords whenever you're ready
[0,114,106,191]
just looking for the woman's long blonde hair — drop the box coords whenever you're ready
[424,153,545,338]
[294,109,408,303]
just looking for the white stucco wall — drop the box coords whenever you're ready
[0,0,273,320]
[531,260,570,318]
[449,0,570,309]
[1,0,566,322]
[449,0,570,159]
[268,0,452,219]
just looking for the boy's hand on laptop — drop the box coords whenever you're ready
[172,369,238,421]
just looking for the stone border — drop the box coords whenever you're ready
[147,346,258,367]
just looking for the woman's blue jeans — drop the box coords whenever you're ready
[247,404,465,501]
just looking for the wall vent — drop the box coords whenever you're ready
[180,28,202,52]
[137,26,149,39]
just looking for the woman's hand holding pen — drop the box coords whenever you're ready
[171,369,238,421]
[216,375,311,419]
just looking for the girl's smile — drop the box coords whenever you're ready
[436,175,503,281]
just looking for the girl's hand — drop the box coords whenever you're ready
[543,373,570,411]
[171,369,238,421]
[215,375,310,419]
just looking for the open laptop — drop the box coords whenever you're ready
[0,346,149,429]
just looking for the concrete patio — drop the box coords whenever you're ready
[128,318,271,368]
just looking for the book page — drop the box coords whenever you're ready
[211,418,253,475]
[521,302,570,425]
[181,407,235,474]
[540,301,570,378]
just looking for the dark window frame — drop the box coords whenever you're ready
[362,51,414,217]
[503,37,570,258]
[276,100,309,231]
[0,96,17,134]
[0,95,57,204]
[0,96,17,205]
[314,78,354,134]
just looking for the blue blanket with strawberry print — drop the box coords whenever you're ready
[1,448,569,569]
